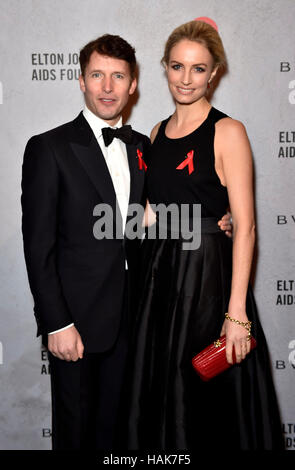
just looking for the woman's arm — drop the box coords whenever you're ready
[141,123,162,227]
[215,118,256,364]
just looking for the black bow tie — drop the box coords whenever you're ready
[102,125,132,147]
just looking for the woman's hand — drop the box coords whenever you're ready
[220,311,251,364]
[218,212,233,238]
[142,199,156,227]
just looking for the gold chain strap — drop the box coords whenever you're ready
[225,313,252,341]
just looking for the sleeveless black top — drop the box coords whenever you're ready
[147,107,229,218]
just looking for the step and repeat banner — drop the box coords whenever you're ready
[0,0,294,450]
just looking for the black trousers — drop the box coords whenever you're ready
[47,287,129,450]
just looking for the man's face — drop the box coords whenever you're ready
[79,51,137,126]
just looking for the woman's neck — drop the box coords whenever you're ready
[172,98,211,128]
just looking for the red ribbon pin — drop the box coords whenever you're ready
[176,150,195,175]
[137,149,147,171]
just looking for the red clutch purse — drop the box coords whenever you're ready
[192,335,257,381]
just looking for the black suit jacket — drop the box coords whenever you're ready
[21,112,150,353]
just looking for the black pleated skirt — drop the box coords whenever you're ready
[123,221,284,451]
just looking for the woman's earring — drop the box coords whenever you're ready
[207,81,211,89]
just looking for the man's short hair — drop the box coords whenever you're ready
[79,34,137,78]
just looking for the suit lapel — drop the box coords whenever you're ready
[126,140,145,208]
[70,113,123,234]
[70,113,146,237]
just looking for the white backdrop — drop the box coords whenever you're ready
[0,0,294,450]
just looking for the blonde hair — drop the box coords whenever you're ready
[162,20,227,71]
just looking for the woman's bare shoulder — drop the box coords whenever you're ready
[150,121,162,144]
[216,117,247,138]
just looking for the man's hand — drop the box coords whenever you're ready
[218,212,233,238]
[48,325,84,362]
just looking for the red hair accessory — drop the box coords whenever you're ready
[194,16,218,31]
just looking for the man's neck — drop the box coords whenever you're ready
[83,105,122,129]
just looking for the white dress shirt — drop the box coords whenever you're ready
[49,105,130,335]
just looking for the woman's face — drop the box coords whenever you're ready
[166,39,216,105]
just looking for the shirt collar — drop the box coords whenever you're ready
[83,105,122,139]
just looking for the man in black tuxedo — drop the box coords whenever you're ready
[21,34,150,450]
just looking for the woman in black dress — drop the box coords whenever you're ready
[125,20,283,450]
